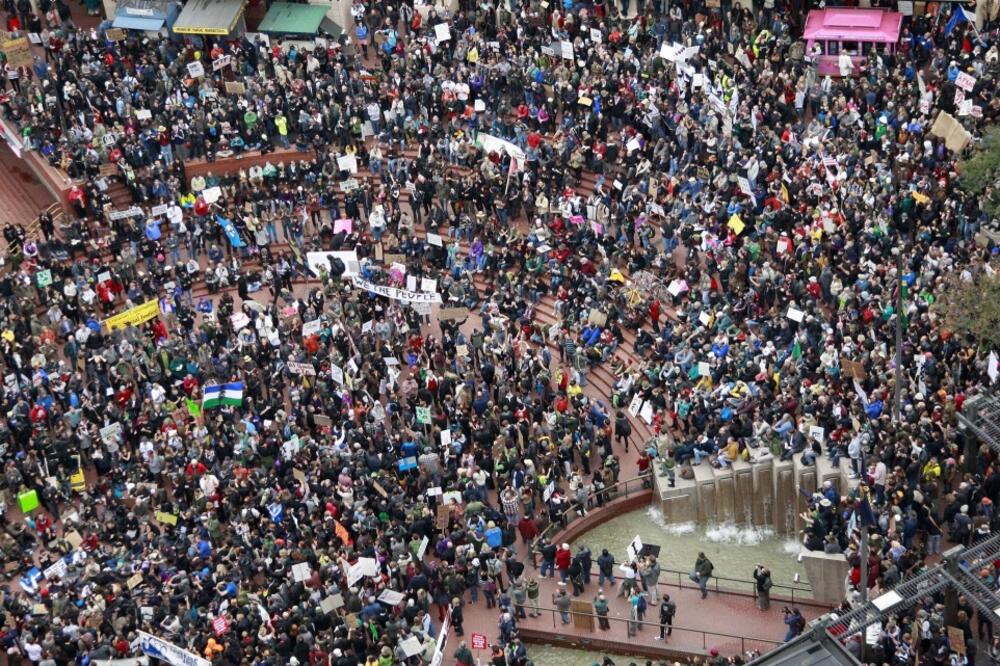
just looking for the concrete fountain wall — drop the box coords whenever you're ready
[655,454,859,535]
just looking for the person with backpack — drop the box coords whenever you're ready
[453,641,474,666]
[593,592,611,630]
[783,606,805,642]
[656,594,676,640]
[754,564,774,610]
[614,410,632,452]
[525,577,540,617]
[690,552,714,599]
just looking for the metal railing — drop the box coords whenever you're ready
[522,603,784,655]
[531,472,655,551]
[654,568,816,605]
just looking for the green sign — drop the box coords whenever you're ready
[415,406,431,425]
[35,269,52,287]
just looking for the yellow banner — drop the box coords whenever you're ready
[104,299,159,331]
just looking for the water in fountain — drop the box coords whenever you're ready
[574,506,810,594]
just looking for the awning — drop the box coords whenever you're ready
[319,17,343,39]
[112,14,165,30]
[257,2,329,34]
[173,0,246,35]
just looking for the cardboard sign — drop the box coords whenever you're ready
[436,504,451,528]
[224,81,246,95]
[65,530,83,549]
[1,36,31,68]
[588,309,608,327]
[99,163,118,177]
[127,573,144,590]
[106,28,126,41]
[439,307,468,321]
[842,359,866,380]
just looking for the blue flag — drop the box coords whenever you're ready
[858,491,877,527]
[216,214,245,248]
[945,7,975,35]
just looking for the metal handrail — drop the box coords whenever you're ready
[523,603,785,653]
[653,568,816,606]
[531,472,654,553]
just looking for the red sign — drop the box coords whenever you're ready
[471,633,487,650]
[212,616,230,636]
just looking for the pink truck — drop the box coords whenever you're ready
[803,8,904,76]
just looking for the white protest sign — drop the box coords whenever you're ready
[201,186,221,204]
[627,394,643,417]
[292,562,311,582]
[434,23,450,42]
[378,589,406,605]
[337,155,358,174]
[955,71,976,92]
[186,61,205,78]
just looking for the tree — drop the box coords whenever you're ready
[934,270,1000,351]
[957,125,1000,217]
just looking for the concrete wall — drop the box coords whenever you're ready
[654,450,859,535]
[799,547,849,605]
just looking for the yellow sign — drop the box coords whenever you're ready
[912,191,930,205]
[70,469,86,492]
[104,300,159,331]
[155,511,178,525]
[728,214,745,235]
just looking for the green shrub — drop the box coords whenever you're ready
[958,126,1000,216]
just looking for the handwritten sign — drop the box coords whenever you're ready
[106,28,126,41]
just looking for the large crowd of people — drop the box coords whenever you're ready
[0,0,999,662]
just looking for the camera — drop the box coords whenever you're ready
[782,607,791,614]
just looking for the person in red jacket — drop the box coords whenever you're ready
[555,543,573,582]
[649,299,661,333]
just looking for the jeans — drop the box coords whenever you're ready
[598,571,615,587]
[540,559,554,578]
[690,572,709,597]
[558,569,569,583]
[559,610,570,624]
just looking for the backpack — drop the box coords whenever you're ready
[637,595,647,613]
[795,615,806,632]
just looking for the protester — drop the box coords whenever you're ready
[0,0,997,663]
